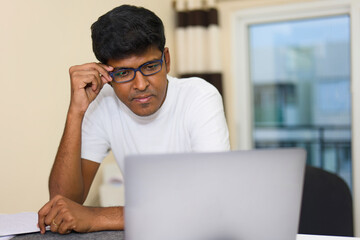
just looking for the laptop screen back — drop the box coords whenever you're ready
[124,149,306,240]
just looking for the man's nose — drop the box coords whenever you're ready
[132,70,149,91]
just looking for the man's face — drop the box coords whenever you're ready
[107,47,170,116]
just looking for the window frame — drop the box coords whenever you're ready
[225,0,360,235]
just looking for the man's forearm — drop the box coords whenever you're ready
[49,110,85,202]
[88,206,125,231]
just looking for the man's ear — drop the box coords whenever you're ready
[164,47,171,73]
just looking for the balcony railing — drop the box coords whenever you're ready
[254,124,352,189]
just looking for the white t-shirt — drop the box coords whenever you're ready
[81,75,230,170]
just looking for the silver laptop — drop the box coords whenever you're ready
[124,148,306,240]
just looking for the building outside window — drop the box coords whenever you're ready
[249,15,352,189]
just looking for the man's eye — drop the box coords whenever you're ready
[145,63,159,70]
[115,70,130,77]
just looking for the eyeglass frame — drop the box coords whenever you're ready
[109,51,165,83]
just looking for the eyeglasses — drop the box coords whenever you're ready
[109,52,164,83]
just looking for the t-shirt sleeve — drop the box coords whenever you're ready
[186,80,230,152]
[81,97,111,163]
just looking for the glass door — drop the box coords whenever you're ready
[248,15,352,189]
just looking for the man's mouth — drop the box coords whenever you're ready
[133,95,152,103]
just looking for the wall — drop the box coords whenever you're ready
[0,0,175,214]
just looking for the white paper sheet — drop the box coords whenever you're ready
[0,236,14,240]
[0,212,40,237]
[297,234,360,240]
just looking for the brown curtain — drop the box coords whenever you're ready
[175,0,223,96]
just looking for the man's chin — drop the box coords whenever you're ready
[131,104,159,117]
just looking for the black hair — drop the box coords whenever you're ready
[91,5,166,64]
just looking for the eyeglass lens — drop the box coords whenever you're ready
[113,61,163,83]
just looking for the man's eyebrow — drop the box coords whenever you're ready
[112,66,132,70]
[112,56,162,70]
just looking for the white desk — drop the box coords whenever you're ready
[298,234,360,240]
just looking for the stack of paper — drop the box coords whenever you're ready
[0,212,41,239]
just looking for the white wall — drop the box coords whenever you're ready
[0,0,175,214]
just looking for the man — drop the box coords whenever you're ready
[38,5,229,234]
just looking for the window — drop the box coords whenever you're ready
[249,15,352,188]
[225,0,360,235]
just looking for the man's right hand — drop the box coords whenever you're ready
[68,63,113,115]
[38,195,124,234]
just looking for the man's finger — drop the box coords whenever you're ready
[73,71,101,93]
[101,75,111,85]
[97,64,114,82]
[50,218,60,233]
[38,201,53,234]
[89,74,102,93]
[58,220,73,235]
[71,63,113,82]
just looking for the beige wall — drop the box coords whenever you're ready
[0,0,175,214]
